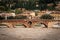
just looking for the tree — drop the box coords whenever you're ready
[39,0,58,10]
[39,0,47,10]
[22,0,35,10]
[0,6,5,11]
[40,14,54,19]
[1,0,17,11]
[0,0,60,11]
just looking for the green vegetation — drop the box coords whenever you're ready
[0,6,5,11]
[15,9,22,14]
[0,0,60,11]
[40,14,54,19]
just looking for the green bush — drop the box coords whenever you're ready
[40,14,54,19]
[47,6,55,10]
[15,9,22,14]
[0,6,5,11]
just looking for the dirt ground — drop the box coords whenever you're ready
[0,28,60,40]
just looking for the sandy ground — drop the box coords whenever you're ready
[0,27,60,40]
